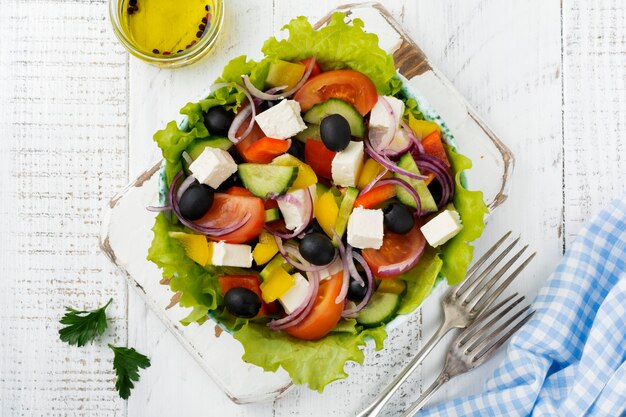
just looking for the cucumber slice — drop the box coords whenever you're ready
[186,137,233,158]
[238,164,298,198]
[356,292,401,328]
[395,153,438,213]
[334,187,359,241]
[295,124,321,143]
[265,208,281,222]
[260,254,294,281]
[304,99,366,138]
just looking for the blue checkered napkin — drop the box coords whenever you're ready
[415,195,626,417]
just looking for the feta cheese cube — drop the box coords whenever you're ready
[420,210,463,247]
[211,241,253,268]
[369,96,404,131]
[189,147,238,189]
[319,257,343,281]
[332,141,364,187]
[255,99,307,139]
[277,189,309,231]
[278,272,309,314]
[347,207,384,249]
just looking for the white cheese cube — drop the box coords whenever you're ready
[278,272,309,314]
[319,257,344,281]
[369,96,404,131]
[277,189,309,231]
[254,99,307,139]
[211,241,253,268]
[347,207,384,249]
[332,141,364,187]
[189,147,238,189]
[420,210,463,247]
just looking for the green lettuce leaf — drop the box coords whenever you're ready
[397,248,443,315]
[233,322,386,392]
[262,13,398,94]
[147,213,222,317]
[440,146,489,284]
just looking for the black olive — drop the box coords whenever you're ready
[179,183,214,220]
[259,98,283,112]
[383,203,415,234]
[216,171,242,192]
[304,219,325,235]
[299,233,336,265]
[428,179,443,206]
[204,106,234,136]
[224,288,261,318]
[287,139,305,161]
[320,114,351,152]
[347,276,369,302]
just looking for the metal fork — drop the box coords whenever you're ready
[400,293,535,416]
[356,232,536,417]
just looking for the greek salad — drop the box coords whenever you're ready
[147,13,487,392]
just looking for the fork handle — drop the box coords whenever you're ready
[355,323,450,417]
[399,373,449,417]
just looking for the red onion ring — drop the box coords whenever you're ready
[360,167,389,194]
[274,237,335,272]
[267,189,302,208]
[374,177,422,215]
[364,138,428,180]
[341,253,375,318]
[369,97,397,152]
[168,172,250,236]
[146,205,171,212]
[400,119,425,155]
[242,56,317,101]
[264,187,313,239]
[268,270,320,331]
[331,229,351,304]
[376,231,426,277]
[380,127,413,159]
[181,151,193,166]
[345,245,365,287]
[218,83,255,145]
[415,154,455,208]
[176,175,197,201]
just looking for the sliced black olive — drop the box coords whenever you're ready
[179,183,214,220]
[224,287,261,318]
[428,179,443,206]
[204,106,234,136]
[383,203,415,234]
[320,114,351,152]
[299,233,336,266]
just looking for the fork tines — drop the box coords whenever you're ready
[451,231,537,317]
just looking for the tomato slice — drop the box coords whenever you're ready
[422,130,450,166]
[285,272,344,341]
[218,275,277,316]
[234,116,266,162]
[353,184,396,209]
[294,70,378,115]
[299,57,322,78]
[195,193,264,243]
[362,222,426,279]
[224,186,253,197]
[304,140,336,179]
[243,137,291,163]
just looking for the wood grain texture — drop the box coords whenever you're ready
[2,0,625,416]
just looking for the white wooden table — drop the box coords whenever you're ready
[1,1,624,416]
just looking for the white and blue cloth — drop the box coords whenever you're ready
[417,196,626,417]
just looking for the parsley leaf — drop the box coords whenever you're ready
[109,345,151,399]
[59,298,112,347]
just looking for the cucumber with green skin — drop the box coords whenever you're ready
[238,164,298,198]
[182,137,234,174]
[295,124,321,143]
[356,292,401,328]
[394,153,438,213]
[304,99,366,138]
[333,187,359,243]
[265,208,281,222]
[260,254,294,282]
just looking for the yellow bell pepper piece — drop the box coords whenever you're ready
[168,232,210,266]
[377,279,407,295]
[272,154,318,189]
[260,267,296,303]
[253,231,279,265]
[408,114,440,140]
[314,191,339,238]
[357,158,393,190]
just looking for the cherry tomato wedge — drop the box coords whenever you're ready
[285,272,344,340]
[354,184,396,209]
[218,275,277,316]
[304,140,335,179]
[294,70,378,115]
[299,57,322,78]
[362,223,426,279]
[243,137,290,163]
[224,186,253,197]
[195,193,264,243]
